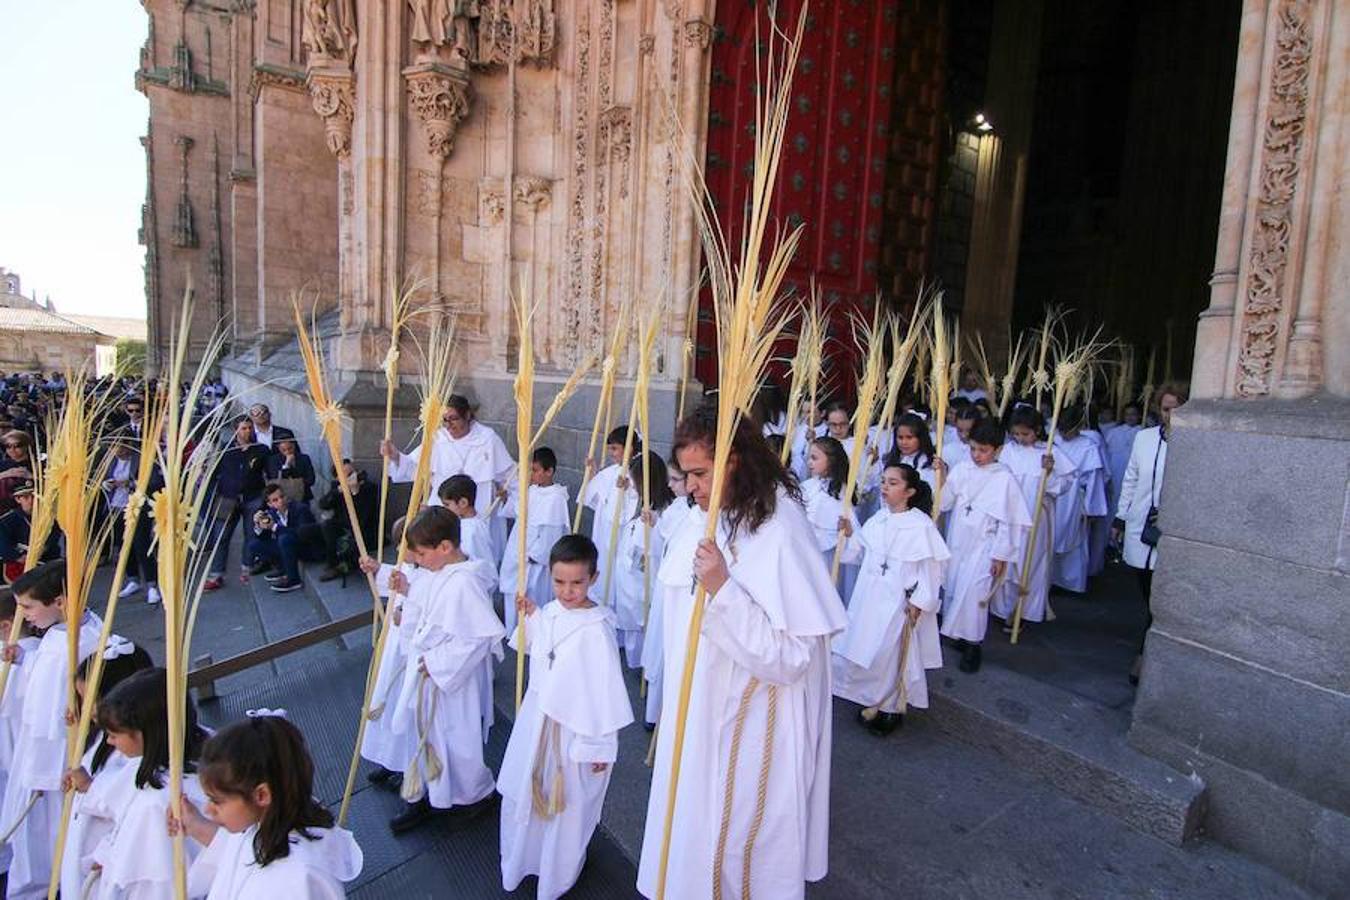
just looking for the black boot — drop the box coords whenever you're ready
[389,796,436,834]
[866,712,903,735]
[959,642,982,673]
[366,765,397,788]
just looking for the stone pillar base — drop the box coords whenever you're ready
[1127,398,1350,896]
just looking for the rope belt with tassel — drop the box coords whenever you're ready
[400,671,443,802]
[712,677,779,900]
[529,717,566,819]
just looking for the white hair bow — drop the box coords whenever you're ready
[246,707,288,719]
[910,410,929,421]
[103,635,135,661]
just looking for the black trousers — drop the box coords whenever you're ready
[1135,567,1154,654]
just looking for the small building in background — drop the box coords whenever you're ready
[0,266,143,375]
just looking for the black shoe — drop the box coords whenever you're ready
[366,765,397,785]
[389,796,436,834]
[643,721,656,733]
[270,577,303,593]
[959,643,982,673]
[248,561,275,576]
[866,712,903,736]
[319,566,342,582]
[444,793,499,830]
[264,571,288,584]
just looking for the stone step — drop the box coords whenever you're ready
[929,645,1207,845]
[301,561,378,652]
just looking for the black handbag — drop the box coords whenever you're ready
[1139,438,1164,547]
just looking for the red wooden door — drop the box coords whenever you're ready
[698,0,902,399]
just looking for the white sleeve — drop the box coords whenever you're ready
[700,579,814,685]
[421,635,494,692]
[1116,443,1141,520]
[568,730,618,765]
[389,443,422,483]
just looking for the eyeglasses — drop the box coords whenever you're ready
[3,443,22,450]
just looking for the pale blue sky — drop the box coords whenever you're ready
[0,1,148,318]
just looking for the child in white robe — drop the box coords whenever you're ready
[993,407,1076,627]
[936,420,1032,673]
[0,560,104,900]
[439,474,501,583]
[500,534,634,899]
[87,667,212,899]
[355,557,425,792]
[833,462,949,735]
[886,413,939,491]
[611,452,677,669]
[500,447,571,635]
[174,715,362,899]
[58,638,153,899]
[640,459,693,729]
[0,590,36,874]
[386,507,505,833]
[939,405,979,470]
[800,436,861,604]
[1050,406,1109,593]
[580,427,641,595]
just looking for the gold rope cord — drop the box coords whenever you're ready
[740,684,779,900]
[530,718,567,819]
[712,677,759,900]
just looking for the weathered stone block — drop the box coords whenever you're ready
[1134,632,1350,818]
[1151,535,1350,693]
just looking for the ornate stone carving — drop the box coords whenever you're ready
[563,7,593,363]
[513,176,552,212]
[171,135,197,248]
[599,106,632,162]
[480,183,505,224]
[249,64,307,103]
[302,0,358,62]
[683,18,713,50]
[478,0,557,66]
[306,68,355,158]
[404,62,473,159]
[1236,0,1312,397]
[662,0,683,21]
[409,0,478,61]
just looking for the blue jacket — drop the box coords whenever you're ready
[210,442,270,504]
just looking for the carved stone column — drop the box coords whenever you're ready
[306,66,356,160]
[404,62,472,160]
[1192,0,1346,400]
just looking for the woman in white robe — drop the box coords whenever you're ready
[935,420,1032,673]
[1050,410,1109,593]
[832,463,949,735]
[993,408,1076,626]
[611,452,676,669]
[638,413,846,900]
[500,567,634,900]
[382,394,517,552]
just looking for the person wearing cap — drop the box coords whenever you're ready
[0,480,60,583]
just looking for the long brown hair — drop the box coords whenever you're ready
[199,716,334,865]
[672,403,800,536]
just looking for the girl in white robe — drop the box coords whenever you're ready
[884,412,939,492]
[1050,409,1109,593]
[993,408,1076,627]
[58,638,153,899]
[832,463,949,735]
[640,460,694,728]
[612,452,677,669]
[387,507,505,834]
[1,561,103,900]
[935,420,1032,673]
[638,415,847,900]
[88,668,211,900]
[174,715,362,899]
[800,437,861,605]
[499,448,571,633]
[355,559,424,787]
[499,536,634,899]
[580,427,640,599]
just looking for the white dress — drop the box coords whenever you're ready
[499,484,571,633]
[59,740,134,899]
[580,464,638,602]
[832,508,949,711]
[637,491,846,900]
[0,613,102,900]
[993,442,1075,623]
[612,507,668,668]
[639,500,693,726]
[1050,433,1109,592]
[391,562,506,809]
[91,766,209,899]
[800,477,860,604]
[499,603,633,900]
[938,462,1031,643]
[187,824,362,900]
[361,564,424,773]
